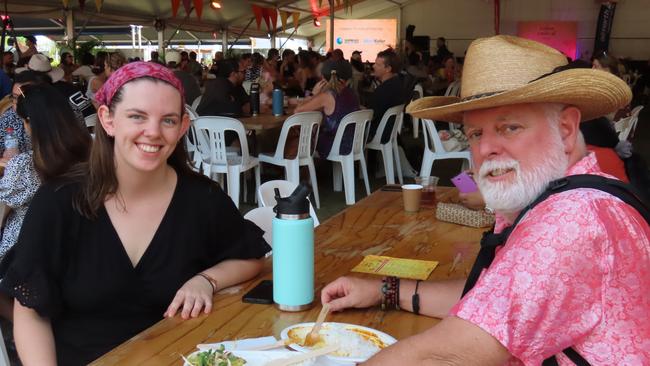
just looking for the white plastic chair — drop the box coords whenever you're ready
[326,109,373,205]
[194,116,260,208]
[366,104,405,185]
[616,106,644,141]
[411,84,424,138]
[243,206,275,247]
[191,95,202,111]
[420,119,472,178]
[184,119,204,172]
[258,112,322,208]
[258,180,320,227]
[185,104,199,120]
[444,80,462,132]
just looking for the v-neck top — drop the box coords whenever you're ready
[0,171,271,365]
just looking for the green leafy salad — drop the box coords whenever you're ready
[183,344,247,366]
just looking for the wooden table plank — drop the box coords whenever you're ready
[91,188,484,366]
[239,113,287,131]
[239,108,296,131]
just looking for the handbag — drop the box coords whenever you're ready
[435,202,495,228]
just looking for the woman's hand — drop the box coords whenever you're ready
[311,79,328,96]
[164,275,214,319]
[321,276,382,312]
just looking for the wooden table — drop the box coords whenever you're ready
[240,107,296,131]
[91,188,484,365]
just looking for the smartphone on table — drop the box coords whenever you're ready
[242,280,273,304]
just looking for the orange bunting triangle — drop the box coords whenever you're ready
[95,0,102,11]
[279,10,290,30]
[62,0,70,7]
[292,12,300,30]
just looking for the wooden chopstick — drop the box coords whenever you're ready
[265,344,339,366]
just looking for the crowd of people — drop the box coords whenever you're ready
[0,32,647,366]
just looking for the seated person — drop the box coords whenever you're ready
[197,58,249,117]
[0,62,270,366]
[166,51,201,107]
[367,48,405,143]
[294,59,360,158]
[0,83,91,320]
[321,36,649,365]
[0,71,46,157]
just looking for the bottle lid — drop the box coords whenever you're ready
[273,184,311,217]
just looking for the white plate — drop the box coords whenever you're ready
[183,349,319,366]
[280,322,397,364]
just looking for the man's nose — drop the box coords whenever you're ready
[476,129,503,160]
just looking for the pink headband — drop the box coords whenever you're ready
[95,61,185,107]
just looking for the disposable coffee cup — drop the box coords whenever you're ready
[402,184,423,212]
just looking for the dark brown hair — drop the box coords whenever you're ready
[376,48,401,74]
[70,77,194,219]
[15,84,92,181]
[593,53,620,76]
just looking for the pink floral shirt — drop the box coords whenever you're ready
[450,153,650,365]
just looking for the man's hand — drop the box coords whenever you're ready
[321,276,383,312]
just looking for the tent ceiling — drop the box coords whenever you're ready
[3,0,411,46]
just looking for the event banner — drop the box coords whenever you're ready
[325,19,397,62]
[593,2,617,57]
[517,21,577,59]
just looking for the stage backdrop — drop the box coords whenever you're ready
[517,21,578,60]
[325,19,397,62]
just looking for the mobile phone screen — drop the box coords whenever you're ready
[242,280,273,304]
[451,172,478,193]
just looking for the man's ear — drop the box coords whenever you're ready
[558,106,581,153]
[97,105,115,137]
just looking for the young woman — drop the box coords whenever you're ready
[0,62,270,365]
[0,83,91,320]
[294,59,360,157]
[88,52,125,108]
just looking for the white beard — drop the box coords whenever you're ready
[477,131,569,215]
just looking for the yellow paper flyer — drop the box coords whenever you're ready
[351,255,439,280]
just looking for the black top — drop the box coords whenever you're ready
[368,75,405,143]
[197,77,249,117]
[174,69,202,107]
[0,171,270,365]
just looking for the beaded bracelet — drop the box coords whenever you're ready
[381,276,401,311]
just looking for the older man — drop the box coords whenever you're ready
[321,35,649,365]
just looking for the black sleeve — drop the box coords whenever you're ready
[202,181,271,267]
[0,183,71,318]
[580,117,619,148]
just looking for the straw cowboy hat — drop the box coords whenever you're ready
[406,35,632,123]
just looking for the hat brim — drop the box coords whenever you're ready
[406,69,632,123]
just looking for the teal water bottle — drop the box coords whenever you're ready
[272,88,284,116]
[272,184,314,311]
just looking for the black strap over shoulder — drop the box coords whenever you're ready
[461,174,650,366]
